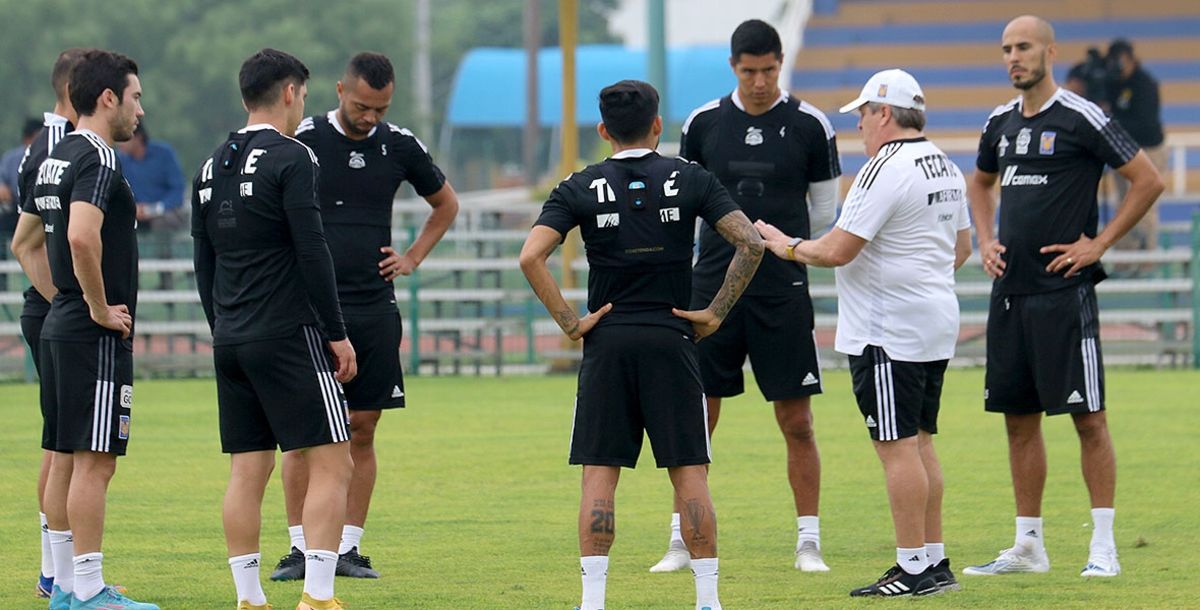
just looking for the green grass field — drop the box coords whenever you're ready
[1,369,1198,609]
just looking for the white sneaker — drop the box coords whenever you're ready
[1081,547,1120,577]
[648,542,691,573]
[962,543,1050,575]
[794,541,830,572]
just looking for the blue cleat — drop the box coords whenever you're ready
[37,574,54,598]
[49,585,72,610]
[70,586,160,610]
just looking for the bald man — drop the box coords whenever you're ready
[963,16,1163,578]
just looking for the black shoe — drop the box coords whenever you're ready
[270,546,306,581]
[336,546,380,578]
[849,564,940,597]
[930,558,960,591]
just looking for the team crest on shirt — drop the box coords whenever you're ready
[348,151,367,169]
[1015,128,1032,155]
[1039,131,1057,155]
[744,127,764,146]
[997,135,1009,157]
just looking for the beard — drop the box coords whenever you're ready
[112,115,137,143]
[1011,64,1047,91]
[339,108,372,137]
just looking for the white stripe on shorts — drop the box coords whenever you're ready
[302,327,349,443]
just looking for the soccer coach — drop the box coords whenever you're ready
[757,69,972,597]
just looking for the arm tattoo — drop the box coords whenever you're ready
[554,308,580,336]
[708,211,764,319]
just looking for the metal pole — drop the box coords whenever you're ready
[414,0,434,143]
[523,0,541,186]
[1191,211,1199,368]
[408,226,422,375]
[555,0,580,369]
[647,0,667,124]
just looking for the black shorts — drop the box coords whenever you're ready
[985,284,1105,415]
[39,336,134,455]
[692,293,823,401]
[848,346,947,441]
[21,312,45,376]
[570,324,711,469]
[214,325,351,453]
[342,312,405,410]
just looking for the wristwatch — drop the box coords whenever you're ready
[785,236,805,261]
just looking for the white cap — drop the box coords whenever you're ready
[838,69,926,114]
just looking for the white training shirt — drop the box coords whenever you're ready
[833,137,970,362]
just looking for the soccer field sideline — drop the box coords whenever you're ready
[1,368,1197,608]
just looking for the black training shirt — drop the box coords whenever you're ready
[31,129,139,344]
[535,150,740,333]
[296,113,446,315]
[16,113,73,319]
[192,125,346,346]
[682,92,840,300]
[977,89,1139,295]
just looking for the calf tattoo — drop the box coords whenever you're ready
[588,499,615,554]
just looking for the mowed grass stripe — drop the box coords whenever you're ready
[0,369,1195,608]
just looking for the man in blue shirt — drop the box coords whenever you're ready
[117,122,185,231]
[0,118,42,237]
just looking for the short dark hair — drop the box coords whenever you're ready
[69,49,139,117]
[731,19,782,60]
[239,48,310,110]
[22,117,42,140]
[598,80,659,143]
[346,52,394,90]
[51,48,89,102]
[1108,38,1134,59]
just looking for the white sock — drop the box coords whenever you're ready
[579,555,608,610]
[288,525,306,552]
[1015,516,1045,552]
[669,513,685,547]
[48,529,74,593]
[1090,508,1115,553]
[796,515,820,549]
[338,525,364,555]
[40,513,54,578]
[691,557,721,610]
[925,542,945,565]
[72,552,105,602]
[229,553,268,605]
[303,549,338,602]
[897,547,928,575]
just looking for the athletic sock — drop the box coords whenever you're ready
[669,512,684,547]
[302,549,338,602]
[289,525,306,552]
[72,552,105,602]
[925,542,945,566]
[229,553,268,605]
[796,515,820,549]
[1090,508,1116,553]
[579,555,608,610]
[40,513,54,579]
[1015,516,1045,553]
[48,529,74,594]
[897,547,929,575]
[337,525,364,555]
[691,557,721,610]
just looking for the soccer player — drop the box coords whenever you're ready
[270,51,459,581]
[653,18,842,573]
[963,16,1163,578]
[521,79,763,610]
[192,49,357,610]
[26,48,157,610]
[757,69,972,597]
[9,47,84,600]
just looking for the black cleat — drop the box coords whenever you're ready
[336,546,380,578]
[270,546,306,581]
[849,564,940,597]
[930,558,961,591]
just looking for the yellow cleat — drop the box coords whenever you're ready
[237,602,273,610]
[295,592,345,610]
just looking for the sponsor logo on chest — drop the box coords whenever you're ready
[744,126,764,146]
[349,151,367,169]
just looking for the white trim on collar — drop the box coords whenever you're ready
[238,123,279,134]
[327,109,377,138]
[1017,87,1063,114]
[731,88,789,112]
[44,112,69,127]
[610,148,655,159]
